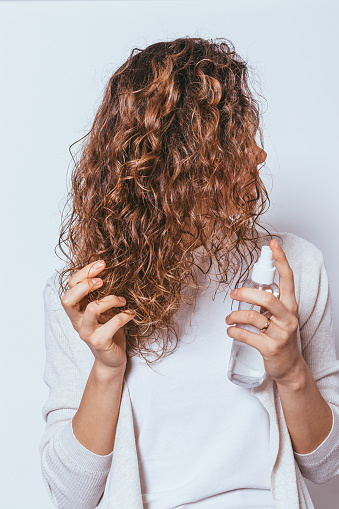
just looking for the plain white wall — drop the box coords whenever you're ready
[0,0,338,507]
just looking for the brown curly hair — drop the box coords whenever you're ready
[56,36,281,366]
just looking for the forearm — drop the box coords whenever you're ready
[276,356,333,454]
[72,360,125,456]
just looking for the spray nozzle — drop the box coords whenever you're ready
[251,245,276,285]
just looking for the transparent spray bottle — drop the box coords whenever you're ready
[227,245,280,388]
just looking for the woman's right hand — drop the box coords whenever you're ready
[60,260,136,374]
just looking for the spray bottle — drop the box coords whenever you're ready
[227,245,280,388]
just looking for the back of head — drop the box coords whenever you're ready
[56,36,277,363]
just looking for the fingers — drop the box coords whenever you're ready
[67,260,106,288]
[226,307,298,337]
[61,259,135,338]
[269,240,298,315]
[226,309,283,340]
[61,277,104,327]
[230,286,287,323]
[80,295,132,338]
[85,308,136,350]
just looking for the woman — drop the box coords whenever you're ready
[40,37,339,509]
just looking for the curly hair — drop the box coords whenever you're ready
[56,36,281,366]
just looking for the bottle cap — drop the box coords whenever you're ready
[251,246,276,285]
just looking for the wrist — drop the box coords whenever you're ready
[92,359,126,383]
[275,355,309,392]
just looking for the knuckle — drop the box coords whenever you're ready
[60,294,70,308]
[267,342,279,357]
[83,330,102,348]
[67,277,74,288]
[238,328,247,341]
[280,329,290,343]
[90,334,103,349]
[289,316,299,332]
[248,310,257,323]
[79,328,90,343]
[114,314,125,328]
[263,292,275,306]
[86,301,100,314]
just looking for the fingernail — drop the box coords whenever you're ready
[92,279,102,285]
[274,240,281,250]
[92,260,105,269]
[231,289,238,297]
[118,296,125,302]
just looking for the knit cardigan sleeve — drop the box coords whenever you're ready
[39,274,113,509]
[293,243,339,484]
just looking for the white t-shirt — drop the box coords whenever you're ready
[125,255,276,509]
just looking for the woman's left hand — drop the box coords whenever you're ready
[225,238,304,385]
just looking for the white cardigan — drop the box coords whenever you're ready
[39,231,339,509]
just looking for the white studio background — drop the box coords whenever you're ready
[0,1,338,507]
